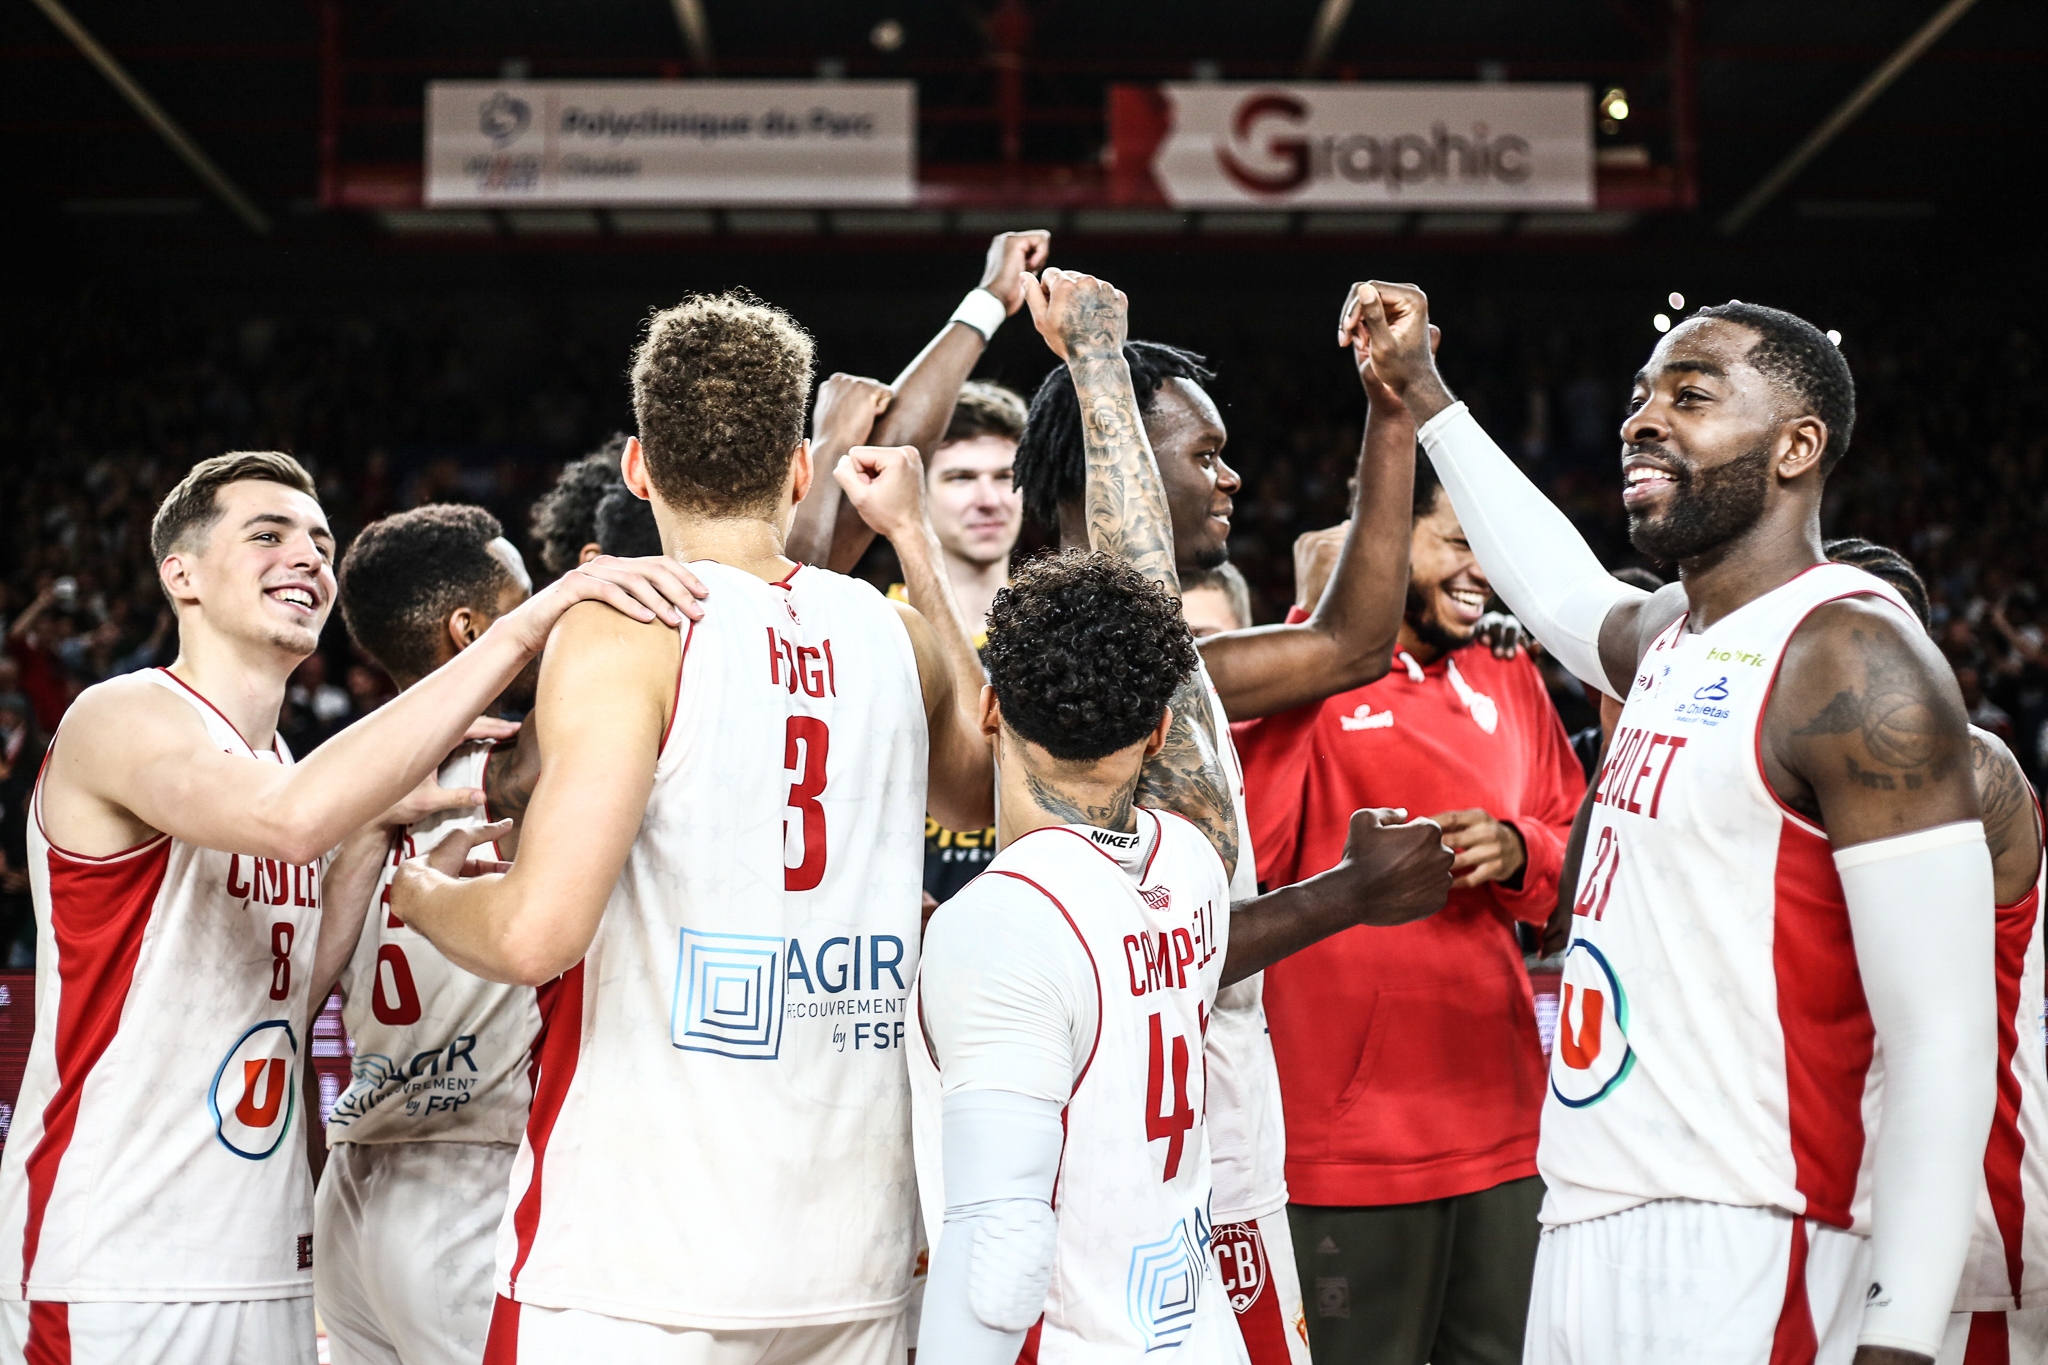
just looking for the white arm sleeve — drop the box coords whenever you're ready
[1836,821,1997,1357]
[1416,402,1646,699]
[915,1091,1066,1365]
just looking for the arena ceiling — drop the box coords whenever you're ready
[3,0,2041,252]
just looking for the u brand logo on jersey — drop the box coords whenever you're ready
[1548,939,1635,1108]
[209,1020,298,1158]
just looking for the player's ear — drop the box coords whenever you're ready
[978,684,1002,740]
[1777,416,1828,481]
[446,605,481,653]
[157,553,198,607]
[1143,704,1173,759]
[620,438,656,501]
[788,439,814,507]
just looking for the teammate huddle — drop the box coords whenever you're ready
[0,233,2037,1365]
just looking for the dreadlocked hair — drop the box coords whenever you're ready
[1825,537,1931,630]
[1013,340,1215,532]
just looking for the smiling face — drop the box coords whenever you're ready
[1620,317,1795,564]
[927,435,1022,569]
[1143,379,1241,573]
[1403,487,1491,659]
[162,479,336,659]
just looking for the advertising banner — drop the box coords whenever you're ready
[1149,83,1592,209]
[425,80,916,206]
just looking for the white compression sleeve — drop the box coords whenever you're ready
[1417,402,1646,699]
[916,1090,1066,1365]
[1836,821,1997,1357]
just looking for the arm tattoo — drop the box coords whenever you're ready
[1971,735,2028,852]
[1066,348,1239,872]
[1068,353,1179,591]
[1792,627,1958,787]
[1023,767,1139,833]
[1134,674,1241,876]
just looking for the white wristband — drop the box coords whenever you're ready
[949,288,1008,342]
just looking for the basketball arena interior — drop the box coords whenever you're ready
[0,2,2045,1363]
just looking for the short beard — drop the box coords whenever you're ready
[1184,539,1229,573]
[1404,582,1472,657]
[1628,444,1773,564]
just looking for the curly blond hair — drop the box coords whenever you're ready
[631,292,815,517]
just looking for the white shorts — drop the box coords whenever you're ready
[1212,1209,1311,1365]
[1934,1307,2048,1364]
[0,1296,315,1365]
[315,1140,516,1365]
[1524,1199,1868,1365]
[481,1301,907,1365]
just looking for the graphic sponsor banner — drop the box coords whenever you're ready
[426,80,916,206]
[1152,83,1592,209]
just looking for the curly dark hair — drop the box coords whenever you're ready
[632,291,815,518]
[1825,536,1931,630]
[340,503,517,685]
[1013,340,1215,532]
[529,440,626,576]
[982,550,1199,762]
[596,485,663,558]
[1691,301,1856,474]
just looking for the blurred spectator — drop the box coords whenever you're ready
[595,486,662,559]
[1181,564,1253,639]
[280,652,355,755]
[1235,456,1585,1365]
[0,691,46,965]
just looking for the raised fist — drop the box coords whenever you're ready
[1329,807,1453,927]
[1021,267,1128,364]
[812,372,893,449]
[978,230,1053,315]
[833,444,928,544]
[1336,281,1439,400]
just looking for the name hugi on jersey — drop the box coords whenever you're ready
[497,562,927,1330]
[327,743,539,1147]
[0,669,320,1301]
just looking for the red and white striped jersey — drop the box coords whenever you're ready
[0,668,320,1301]
[326,743,538,1147]
[495,562,928,1330]
[910,809,1240,1361]
[1541,564,1915,1231]
[1955,793,2048,1313]
[1199,663,1290,1225]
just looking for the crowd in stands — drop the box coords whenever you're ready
[1,298,2041,963]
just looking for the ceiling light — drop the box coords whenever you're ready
[1653,313,1671,333]
[1668,292,1685,310]
[870,19,905,52]
[1601,88,1630,122]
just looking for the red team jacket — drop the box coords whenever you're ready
[1234,640,1585,1207]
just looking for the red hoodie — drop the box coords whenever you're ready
[1234,640,1584,1206]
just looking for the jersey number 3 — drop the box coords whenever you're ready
[784,716,830,892]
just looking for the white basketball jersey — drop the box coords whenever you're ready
[1198,665,1290,1224]
[0,669,319,1301]
[327,743,539,1147]
[911,809,1238,1361]
[1541,564,1915,1230]
[496,562,928,1329]
[1955,796,2048,1312]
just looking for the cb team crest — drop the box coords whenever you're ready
[1211,1222,1267,1313]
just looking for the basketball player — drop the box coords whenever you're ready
[1819,540,2048,1365]
[0,451,707,1365]
[1017,265,1425,1365]
[390,293,994,1365]
[529,440,626,574]
[911,551,1454,1363]
[1180,565,1253,639]
[1350,280,1995,1365]
[318,504,550,1365]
